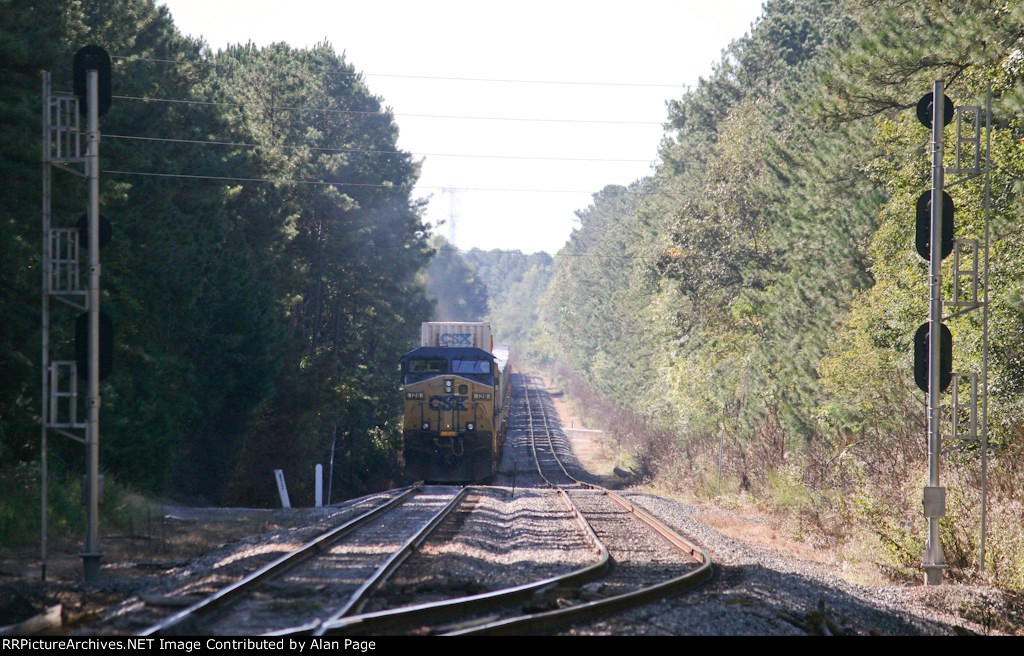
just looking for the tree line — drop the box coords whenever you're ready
[5,0,1023,589]
[1,0,434,510]
[494,0,1023,588]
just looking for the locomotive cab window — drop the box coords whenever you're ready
[409,358,447,374]
[451,359,490,374]
[404,357,448,384]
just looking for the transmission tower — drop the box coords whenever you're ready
[444,187,458,245]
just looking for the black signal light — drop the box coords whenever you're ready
[914,322,952,393]
[73,45,112,117]
[915,190,954,261]
[916,92,954,129]
[75,311,114,380]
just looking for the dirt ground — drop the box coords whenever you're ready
[547,388,618,479]
[0,507,326,634]
[543,380,882,579]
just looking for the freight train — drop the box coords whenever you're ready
[400,322,511,482]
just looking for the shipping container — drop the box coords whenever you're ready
[420,322,493,351]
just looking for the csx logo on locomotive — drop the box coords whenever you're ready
[429,394,468,411]
[438,332,473,347]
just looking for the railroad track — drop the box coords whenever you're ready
[311,373,712,636]
[448,374,713,635]
[137,374,711,636]
[139,485,467,636]
[522,377,590,490]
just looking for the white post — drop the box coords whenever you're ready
[315,464,323,508]
[274,469,291,509]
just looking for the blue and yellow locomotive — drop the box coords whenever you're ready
[401,324,510,482]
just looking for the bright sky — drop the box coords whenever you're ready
[158,0,764,254]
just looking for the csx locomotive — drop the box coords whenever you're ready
[401,323,510,482]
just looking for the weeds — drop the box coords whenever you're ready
[540,365,1024,594]
[0,462,155,549]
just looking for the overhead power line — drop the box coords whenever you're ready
[111,55,685,88]
[112,94,664,125]
[103,168,674,200]
[105,133,653,163]
[103,169,598,193]
[365,72,683,89]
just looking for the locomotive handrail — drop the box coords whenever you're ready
[401,344,509,482]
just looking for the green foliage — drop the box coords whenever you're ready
[766,465,815,513]
[462,247,553,353]
[1,0,433,507]
[422,236,489,321]
[852,483,924,581]
[519,0,1024,590]
[0,462,154,548]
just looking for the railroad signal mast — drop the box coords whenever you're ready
[41,46,112,582]
[914,81,992,585]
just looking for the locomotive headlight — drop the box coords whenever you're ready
[422,421,430,430]
[467,422,475,431]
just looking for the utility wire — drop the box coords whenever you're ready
[102,168,677,204]
[104,169,397,188]
[111,55,685,88]
[103,168,598,193]
[361,72,683,89]
[102,172,663,255]
[112,94,664,125]
[96,61,675,259]
[105,133,653,163]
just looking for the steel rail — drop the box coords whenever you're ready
[448,518,713,636]
[525,375,561,486]
[527,375,589,488]
[447,375,714,636]
[309,486,471,634]
[285,376,614,636]
[139,486,421,636]
[230,373,711,637]
[314,487,609,636]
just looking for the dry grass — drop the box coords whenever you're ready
[535,369,930,589]
[546,385,620,478]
